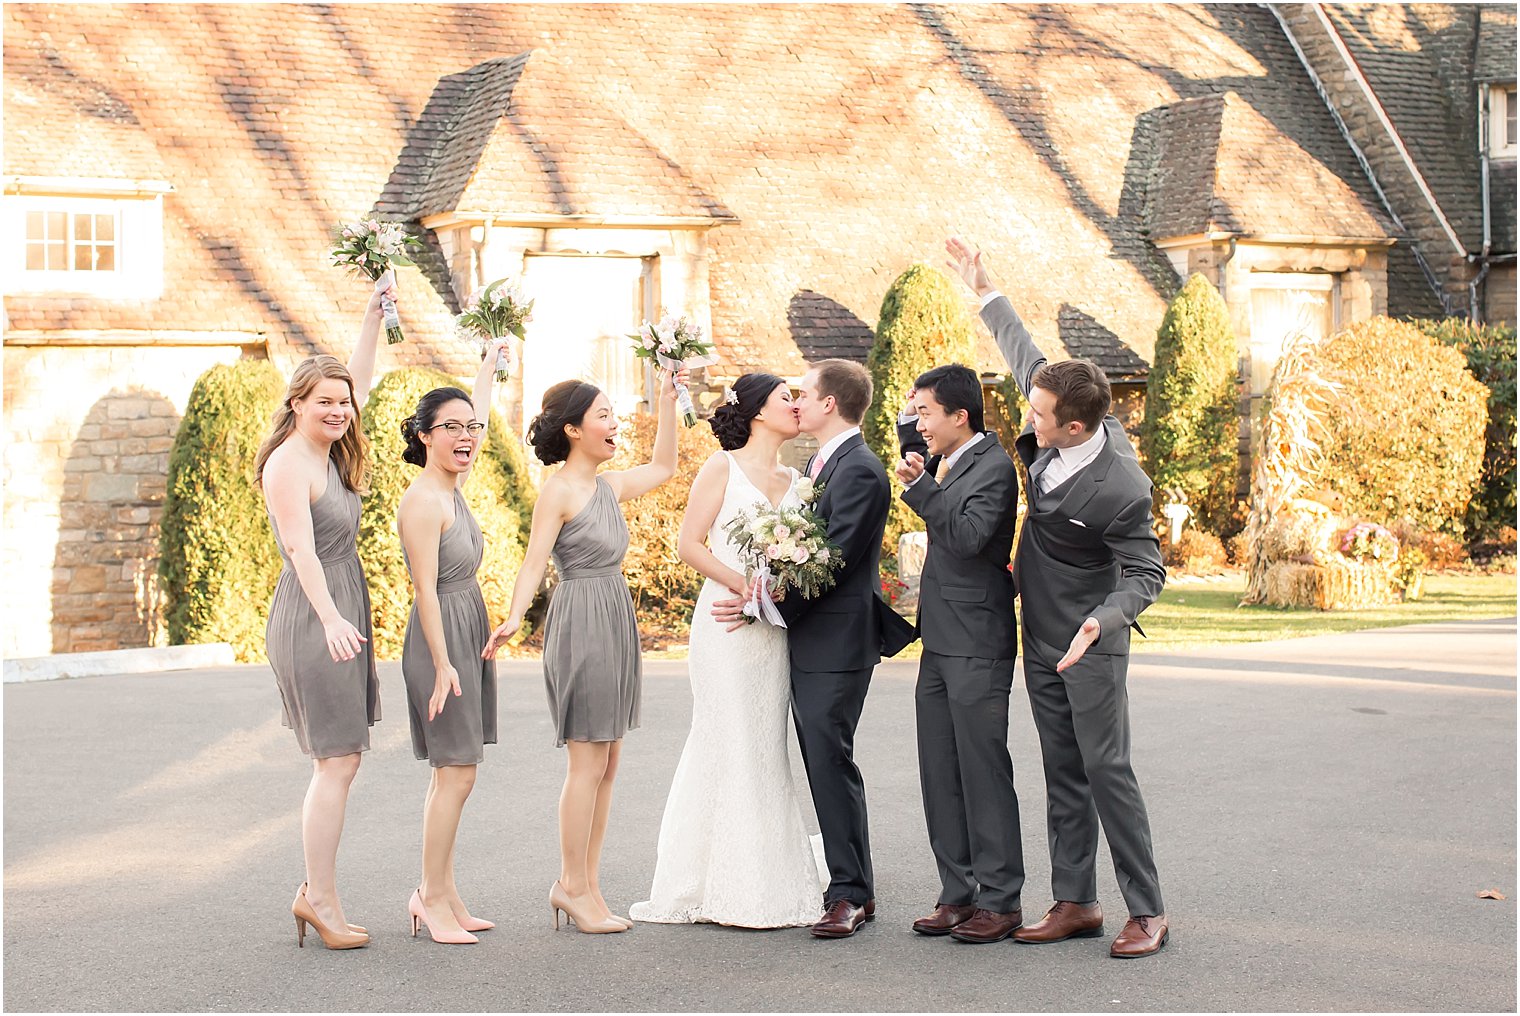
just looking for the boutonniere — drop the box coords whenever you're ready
[794,477,823,505]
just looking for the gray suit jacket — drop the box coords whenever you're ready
[982,295,1165,655]
[897,427,1019,660]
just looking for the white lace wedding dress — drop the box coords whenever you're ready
[630,451,825,928]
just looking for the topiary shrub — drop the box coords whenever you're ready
[606,411,720,640]
[863,264,978,563]
[1140,274,1240,535]
[359,368,534,660]
[1313,318,1489,540]
[1411,318,1516,552]
[158,358,286,661]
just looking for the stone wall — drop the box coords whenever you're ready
[3,342,254,657]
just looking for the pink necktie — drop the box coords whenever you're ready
[809,455,824,479]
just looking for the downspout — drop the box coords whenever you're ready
[1266,4,1451,311]
[1473,81,1493,322]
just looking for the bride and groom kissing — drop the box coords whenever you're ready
[632,237,1168,960]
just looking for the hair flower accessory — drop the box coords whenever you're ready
[724,387,740,406]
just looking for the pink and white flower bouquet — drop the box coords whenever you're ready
[456,277,533,381]
[629,313,718,426]
[330,218,422,343]
[723,495,842,626]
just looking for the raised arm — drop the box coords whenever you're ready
[348,271,397,406]
[604,367,688,503]
[459,336,510,489]
[945,236,1046,398]
[677,454,749,597]
[397,491,459,719]
[481,478,568,658]
[262,453,366,662]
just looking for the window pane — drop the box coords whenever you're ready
[47,243,67,271]
[95,246,115,271]
[47,212,65,238]
[26,243,45,270]
[75,214,93,242]
[1507,88,1517,147]
[95,214,114,241]
[75,244,93,271]
[26,211,44,241]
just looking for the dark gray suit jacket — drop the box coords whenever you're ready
[896,426,1019,660]
[982,296,1165,655]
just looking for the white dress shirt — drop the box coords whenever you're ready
[810,426,862,477]
[1037,417,1106,494]
[906,431,983,486]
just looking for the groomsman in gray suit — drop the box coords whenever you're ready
[894,364,1025,944]
[945,236,1170,958]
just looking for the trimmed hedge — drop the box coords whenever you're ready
[358,368,534,659]
[158,359,286,662]
[1140,273,1240,535]
[1314,318,1489,538]
[1411,318,1516,549]
[606,411,720,636]
[863,264,978,563]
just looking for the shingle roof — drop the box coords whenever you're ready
[1,3,1414,382]
[1144,92,1394,240]
[1475,5,1517,83]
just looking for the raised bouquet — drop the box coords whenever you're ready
[331,218,422,343]
[456,277,533,381]
[629,313,718,426]
[722,478,842,626]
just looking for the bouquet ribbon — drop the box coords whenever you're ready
[654,348,720,427]
[741,568,787,628]
[375,269,400,331]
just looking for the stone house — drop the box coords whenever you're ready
[4,3,1512,657]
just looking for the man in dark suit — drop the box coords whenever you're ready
[946,236,1170,958]
[712,357,913,939]
[894,364,1026,943]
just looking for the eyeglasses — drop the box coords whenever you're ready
[427,421,486,436]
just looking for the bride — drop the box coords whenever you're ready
[630,372,823,928]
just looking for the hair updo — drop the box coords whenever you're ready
[708,372,788,451]
[401,386,473,467]
[527,380,603,465]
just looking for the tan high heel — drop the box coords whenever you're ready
[293,883,365,934]
[292,882,368,950]
[550,880,626,934]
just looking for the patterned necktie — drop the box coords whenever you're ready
[935,456,952,483]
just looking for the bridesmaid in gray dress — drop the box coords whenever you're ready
[254,275,392,950]
[394,339,506,946]
[484,366,687,935]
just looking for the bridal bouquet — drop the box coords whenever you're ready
[723,492,842,627]
[331,218,422,344]
[456,277,533,381]
[629,313,718,427]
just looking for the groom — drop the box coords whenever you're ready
[713,357,912,939]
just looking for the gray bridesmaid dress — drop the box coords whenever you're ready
[265,459,380,758]
[401,489,498,766]
[542,475,642,746]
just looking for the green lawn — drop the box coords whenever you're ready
[1136,571,1516,651]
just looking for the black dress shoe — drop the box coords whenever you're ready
[811,899,870,938]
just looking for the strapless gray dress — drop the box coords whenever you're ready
[401,489,498,766]
[542,476,642,746]
[265,459,380,758]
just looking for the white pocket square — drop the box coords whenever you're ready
[1069,518,1088,528]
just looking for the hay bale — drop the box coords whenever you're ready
[1262,557,1399,610]
[1262,505,1340,561]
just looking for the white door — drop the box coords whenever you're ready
[1247,273,1337,396]
[521,255,653,420]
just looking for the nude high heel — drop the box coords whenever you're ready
[293,882,365,934]
[550,880,626,934]
[292,882,368,950]
[409,888,479,945]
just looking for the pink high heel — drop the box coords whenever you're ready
[409,888,479,945]
[457,913,495,932]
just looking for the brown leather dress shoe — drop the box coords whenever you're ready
[911,903,976,936]
[948,908,1023,944]
[1110,913,1168,958]
[811,899,871,939]
[1013,900,1105,944]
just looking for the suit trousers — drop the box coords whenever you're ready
[1021,632,1164,917]
[791,665,874,905]
[916,650,1024,913]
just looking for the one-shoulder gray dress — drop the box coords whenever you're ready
[265,459,380,758]
[542,475,642,747]
[401,489,498,766]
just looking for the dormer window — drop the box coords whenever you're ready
[3,178,169,297]
[1488,84,1517,159]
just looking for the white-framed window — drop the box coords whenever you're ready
[1488,83,1517,159]
[1247,272,1339,397]
[4,189,165,298]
